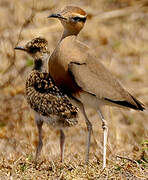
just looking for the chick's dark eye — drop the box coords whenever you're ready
[29,47,40,54]
[72,16,86,23]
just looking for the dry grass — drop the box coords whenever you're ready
[0,0,148,179]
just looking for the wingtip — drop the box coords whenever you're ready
[104,95,145,111]
[130,95,145,111]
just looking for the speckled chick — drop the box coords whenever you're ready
[15,37,78,163]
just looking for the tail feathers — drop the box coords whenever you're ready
[105,94,145,111]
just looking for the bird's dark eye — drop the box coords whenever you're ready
[29,47,40,54]
[72,16,86,23]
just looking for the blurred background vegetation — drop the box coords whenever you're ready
[0,0,148,179]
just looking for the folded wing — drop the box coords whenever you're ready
[68,60,144,111]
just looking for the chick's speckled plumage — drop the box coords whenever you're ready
[26,70,78,127]
[16,37,78,128]
[15,37,79,162]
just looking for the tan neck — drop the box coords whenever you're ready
[60,29,78,41]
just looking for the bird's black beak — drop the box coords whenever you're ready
[48,13,67,20]
[14,46,27,51]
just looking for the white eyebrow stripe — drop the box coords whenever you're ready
[72,14,87,18]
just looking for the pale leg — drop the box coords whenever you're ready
[35,113,43,163]
[98,110,108,169]
[60,129,65,162]
[79,104,92,164]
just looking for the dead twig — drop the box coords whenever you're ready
[1,1,36,90]
[116,155,144,172]
[95,3,147,21]
[0,65,26,89]
[3,2,35,76]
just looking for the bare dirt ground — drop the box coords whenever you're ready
[0,0,148,179]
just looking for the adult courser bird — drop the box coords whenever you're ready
[47,6,145,168]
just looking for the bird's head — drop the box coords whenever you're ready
[48,6,87,37]
[15,37,49,60]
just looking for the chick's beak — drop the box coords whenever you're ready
[14,46,27,51]
[48,13,67,20]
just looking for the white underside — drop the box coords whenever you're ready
[34,112,76,129]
